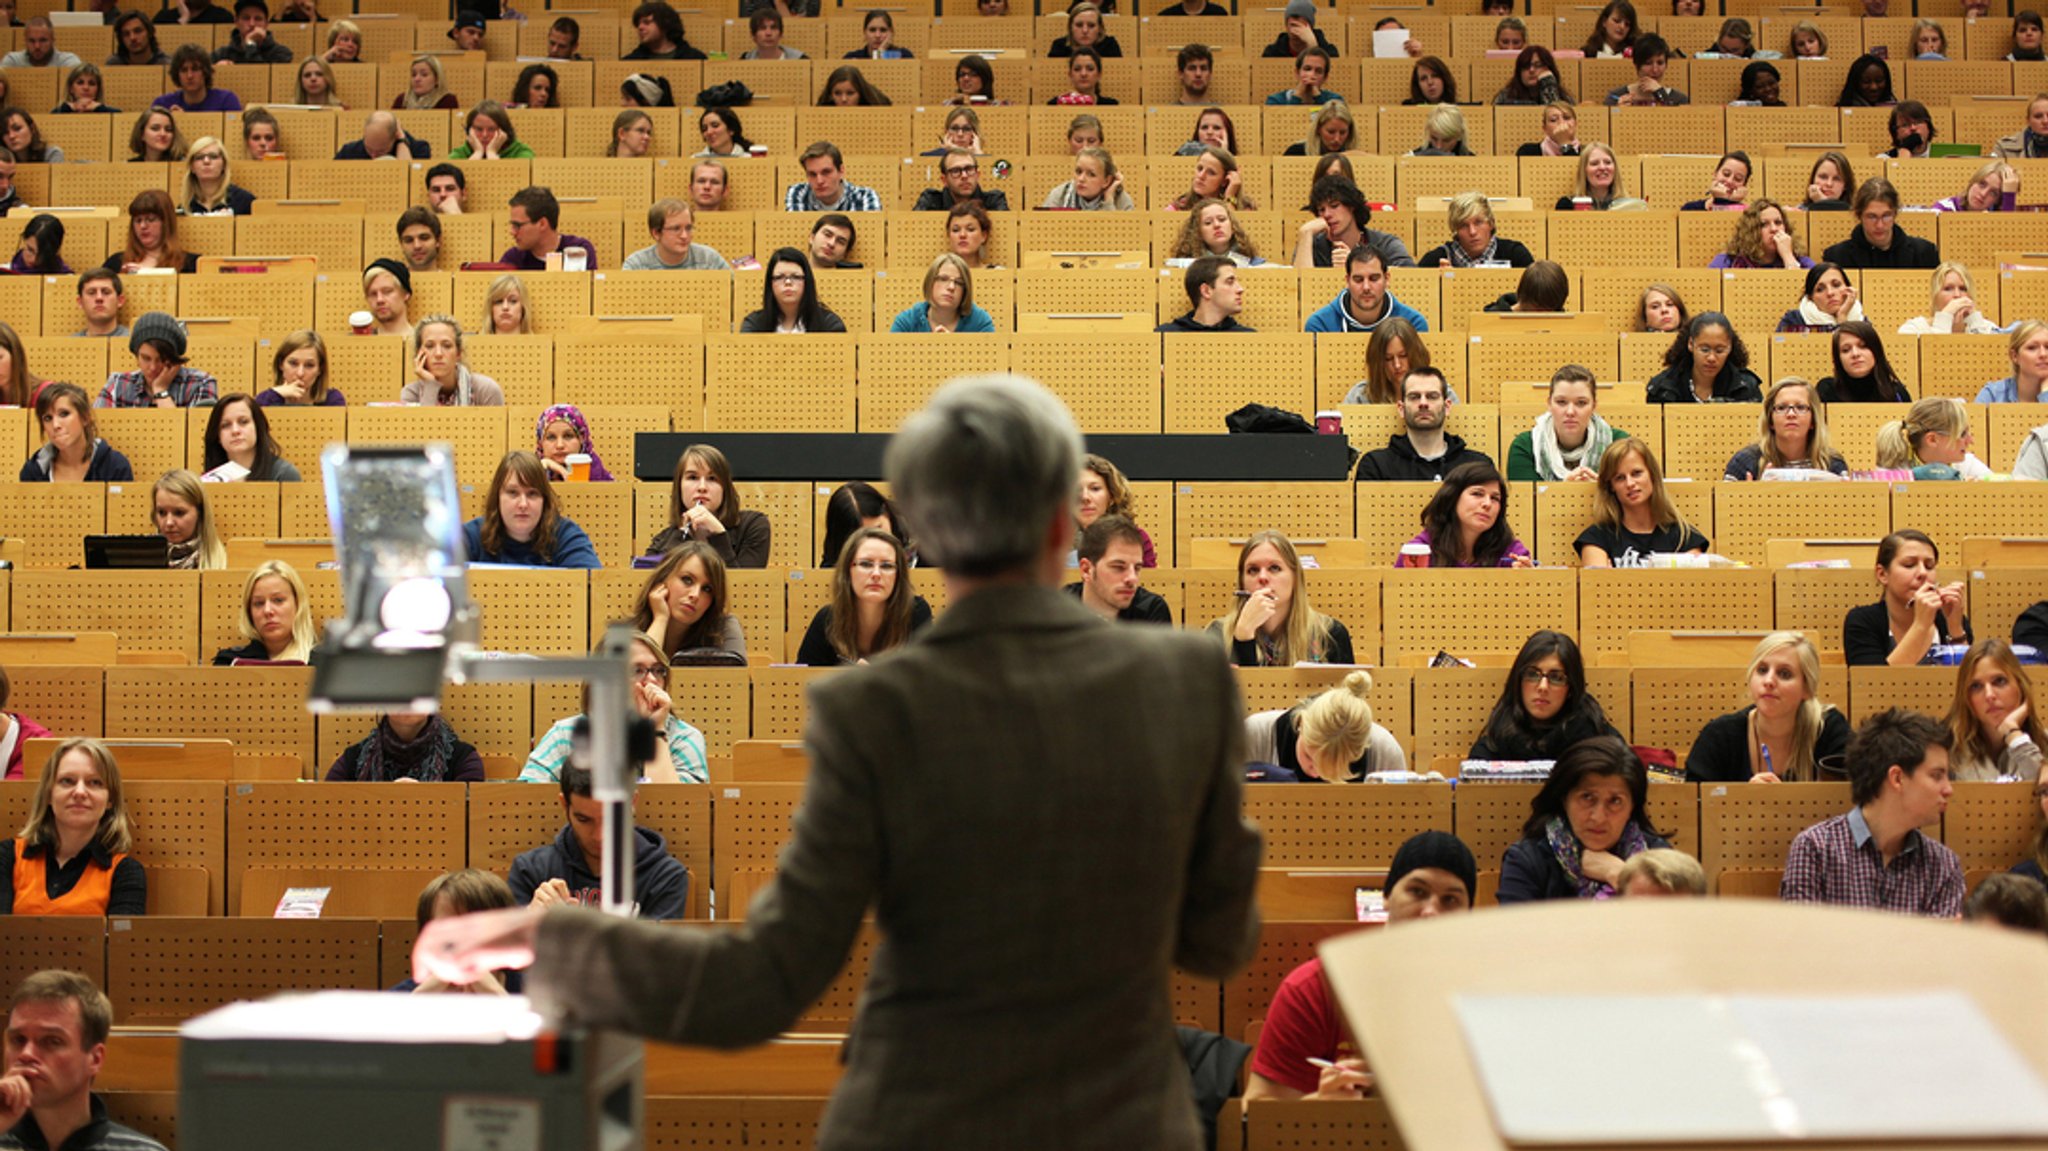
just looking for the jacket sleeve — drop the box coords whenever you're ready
[551,522,602,569]
[722,512,772,568]
[2015,433,2048,481]
[1322,619,1354,664]
[640,857,690,920]
[1841,604,1890,667]
[108,857,147,915]
[1684,713,1741,782]
[1817,707,1852,765]
[1172,642,1262,978]
[794,609,837,666]
[525,667,891,1046]
[1779,829,1825,902]
[1505,432,1536,481]
[1495,839,1547,903]
[2016,602,2048,654]
[507,849,543,906]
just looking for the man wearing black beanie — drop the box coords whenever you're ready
[1244,830,1477,1102]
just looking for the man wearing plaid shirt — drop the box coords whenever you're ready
[783,142,882,213]
[1782,708,1963,917]
[94,312,220,409]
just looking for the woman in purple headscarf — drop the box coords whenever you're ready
[534,404,615,482]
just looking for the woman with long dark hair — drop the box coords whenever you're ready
[795,527,930,666]
[1498,736,1671,901]
[739,248,847,333]
[1470,631,1624,761]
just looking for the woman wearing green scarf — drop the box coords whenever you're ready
[1506,364,1630,482]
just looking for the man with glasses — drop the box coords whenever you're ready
[623,199,729,270]
[1823,178,1939,269]
[912,148,1010,211]
[499,185,597,271]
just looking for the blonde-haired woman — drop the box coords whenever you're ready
[152,469,226,570]
[1419,191,1535,268]
[1407,103,1472,156]
[1979,318,2048,403]
[3,738,144,915]
[1040,146,1133,210]
[1685,632,1851,782]
[401,316,504,406]
[1166,145,1257,211]
[1207,531,1354,666]
[295,57,344,107]
[213,560,319,664]
[1244,670,1406,782]
[1286,102,1357,158]
[1552,143,1639,210]
[181,136,254,216]
[1899,262,2004,335]
[484,274,532,335]
[395,54,457,110]
[1876,396,1991,479]
[1170,198,1263,266]
[1945,639,2045,781]
[888,253,993,333]
[1723,378,1847,479]
[1575,440,1707,567]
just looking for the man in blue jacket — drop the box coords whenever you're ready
[1304,248,1429,335]
[507,765,689,920]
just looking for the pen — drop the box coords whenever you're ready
[1760,742,1774,779]
[1307,1057,1338,1070]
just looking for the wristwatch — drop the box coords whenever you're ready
[152,392,171,402]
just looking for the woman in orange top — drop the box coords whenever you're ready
[3,738,145,915]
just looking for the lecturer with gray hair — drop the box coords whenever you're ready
[415,375,1263,1150]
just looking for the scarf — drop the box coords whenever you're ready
[165,540,201,570]
[535,405,614,481]
[1044,182,1130,211]
[356,716,458,782]
[1798,296,1864,328]
[2026,130,2048,158]
[1544,815,1651,899]
[435,365,477,407]
[1530,413,1616,481]
[1443,235,1500,268]
[1540,137,1579,157]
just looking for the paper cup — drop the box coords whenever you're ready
[348,310,375,335]
[565,453,592,482]
[1398,543,1432,568]
[1314,410,1343,435]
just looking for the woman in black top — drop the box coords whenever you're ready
[796,528,931,666]
[1205,530,1354,667]
[1686,632,1852,782]
[212,561,319,665]
[1498,737,1671,902]
[646,442,771,567]
[1816,322,1911,403]
[739,248,847,334]
[1574,440,1708,567]
[1644,312,1762,403]
[1048,2,1122,56]
[1843,529,1971,667]
[1469,631,1624,761]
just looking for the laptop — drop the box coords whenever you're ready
[83,535,169,570]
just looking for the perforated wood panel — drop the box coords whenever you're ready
[1353,481,1442,565]
[751,667,836,742]
[1848,665,1959,726]
[107,667,315,768]
[176,274,316,336]
[706,335,855,433]
[346,406,506,487]
[1383,569,1577,662]
[1941,782,2039,870]
[0,917,106,1001]
[1698,781,1854,877]
[1244,1096,1406,1150]
[1897,484,2048,569]
[593,270,735,334]
[1413,667,1516,764]
[89,411,184,487]
[9,666,104,738]
[51,163,171,212]
[1712,482,1891,567]
[23,335,108,398]
[14,571,198,660]
[108,917,380,1024]
[111,481,280,548]
[1660,404,1767,482]
[1011,333,1160,434]
[279,483,330,538]
[315,684,534,772]
[712,781,804,920]
[0,483,107,568]
[544,484,628,569]
[1436,267,1523,333]
[1579,568,1774,656]
[1245,783,1453,868]
[1466,333,1616,406]
[468,568,587,655]
[1183,566,1387,665]
[226,780,463,909]
[1163,332,1312,435]
[723,570,784,666]
[1773,567,1873,653]
[1966,567,2048,641]
[735,482,811,572]
[1175,482,1353,570]
[1221,919,1362,1042]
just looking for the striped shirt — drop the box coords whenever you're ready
[520,714,707,784]
[1781,806,1963,917]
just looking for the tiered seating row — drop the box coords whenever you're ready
[1,647,2040,773]
[7,46,2047,120]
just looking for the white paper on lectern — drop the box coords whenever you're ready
[1372,28,1410,57]
[1455,992,2048,1145]
[181,991,546,1045]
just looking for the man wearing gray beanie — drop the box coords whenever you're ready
[95,311,219,408]
[1261,0,1337,57]
[1243,830,1477,1102]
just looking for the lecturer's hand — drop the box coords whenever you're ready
[413,904,546,987]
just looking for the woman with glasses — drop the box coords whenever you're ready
[1470,631,1623,761]
[889,254,994,333]
[795,527,930,666]
[521,632,708,784]
[1723,379,1847,480]
[740,248,846,333]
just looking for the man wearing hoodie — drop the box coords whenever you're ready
[1304,248,1428,335]
[508,765,690,920]
[1261,0,1337,58]
[1354,368,1492,482]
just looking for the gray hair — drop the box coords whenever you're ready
[884,375,1081,576]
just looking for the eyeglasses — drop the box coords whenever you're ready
[1772,403,1813,415]
[771,273,806,284]
[853,559,898,574]
[629,664,665,683]
[943,166,978,177]
[1522,669,1571,687]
